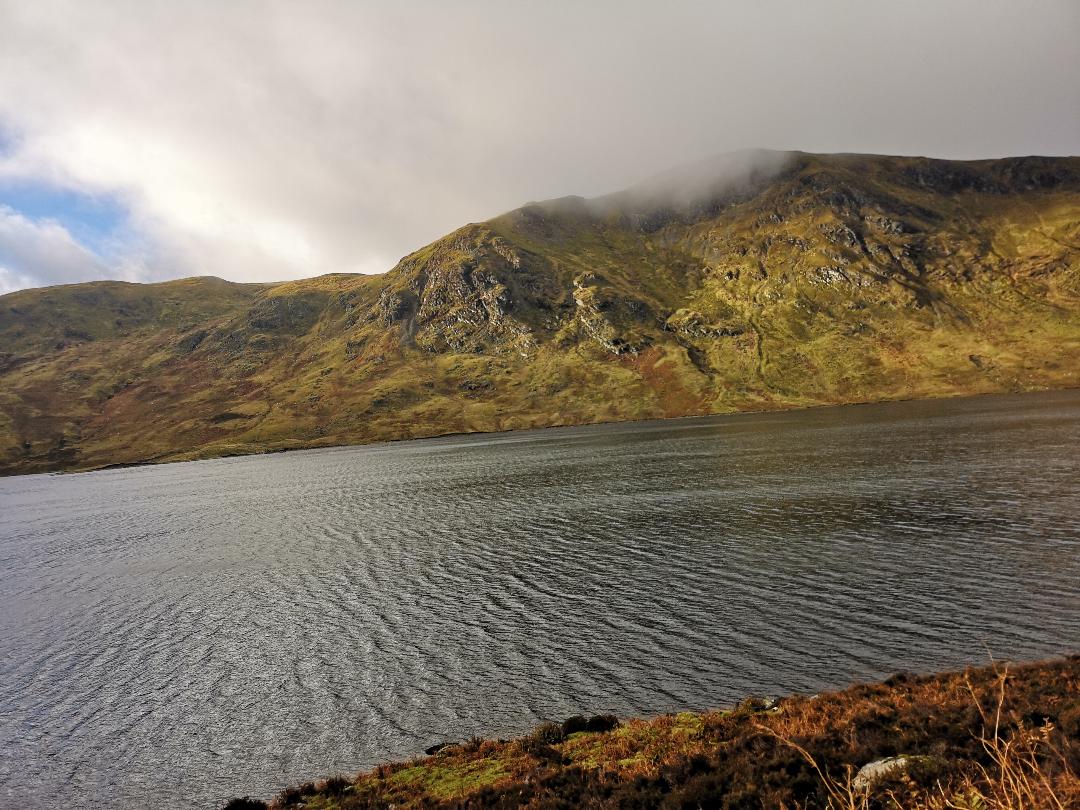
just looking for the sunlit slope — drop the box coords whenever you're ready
[2,152,1079,474]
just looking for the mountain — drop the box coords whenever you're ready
[2,151,1079,475]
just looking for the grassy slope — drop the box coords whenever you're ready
[2,153,1080,474]
[230,657,1080,809]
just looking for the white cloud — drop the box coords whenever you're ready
[0,0,1077,292]
[0,206,113,293]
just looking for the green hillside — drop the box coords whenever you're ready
[3,151,1079,474]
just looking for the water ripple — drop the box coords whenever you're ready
[1,391,1079,809]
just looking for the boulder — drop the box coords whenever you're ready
[852,756,914,791]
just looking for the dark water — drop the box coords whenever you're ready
[2,391,1079,809]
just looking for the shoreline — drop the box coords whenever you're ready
[224,655,1080,809]
[11,384,1079,480]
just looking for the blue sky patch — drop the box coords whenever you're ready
[0,179,128,257]
[0,120,129,257]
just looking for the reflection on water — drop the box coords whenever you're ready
[1,391,1078,809]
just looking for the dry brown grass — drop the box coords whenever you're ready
[931,666,1080,810]
[767,663,1080,810]
[229,657,1079,809]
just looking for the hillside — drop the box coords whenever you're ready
[225,657,1080,809]
[2,151,1080,474]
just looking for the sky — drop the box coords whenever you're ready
[0,1,1078,294]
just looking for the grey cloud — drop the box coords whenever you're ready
[0,0,1077,291]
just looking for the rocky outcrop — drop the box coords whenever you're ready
[379,227,540,355]
[375,289,417,326]
[663,309,745,337]
[569,273,653,355]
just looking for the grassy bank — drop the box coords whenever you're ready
[225,657,1079,809]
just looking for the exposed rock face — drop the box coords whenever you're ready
[664,309,745,338]
[375,226,539,355]
[375,289,416,327]
[570,278,652,355]
[2,151,1080,473]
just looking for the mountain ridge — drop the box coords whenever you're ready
[3,151,1080,474]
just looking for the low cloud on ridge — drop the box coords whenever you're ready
[0,0,1077,293]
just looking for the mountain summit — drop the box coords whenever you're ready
[2,152,1079,474]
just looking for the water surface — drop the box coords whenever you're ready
[2,391,1079,808]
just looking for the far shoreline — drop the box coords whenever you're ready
[13,383,1079,480]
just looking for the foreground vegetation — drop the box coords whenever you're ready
[223,657,1080,809]
[3,152,1080,474]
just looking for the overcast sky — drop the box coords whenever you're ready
[0,0,1078,293]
